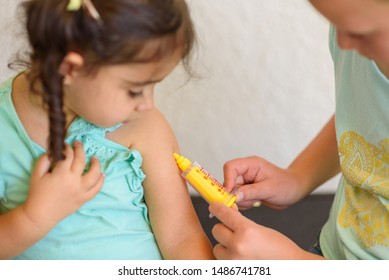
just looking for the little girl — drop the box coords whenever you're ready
[0,0,214,259]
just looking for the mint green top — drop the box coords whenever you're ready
[320,26,389,259]
[0,77,162,259]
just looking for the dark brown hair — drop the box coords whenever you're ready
[20,0,195,165]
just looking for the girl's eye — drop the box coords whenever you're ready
[128,90,143,98]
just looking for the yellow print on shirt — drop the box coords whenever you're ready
[338,131,389,248]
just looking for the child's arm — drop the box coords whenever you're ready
[133,109,214,259]
[0,141,104,259]
[209,202,326,259]
[222,115,339,210]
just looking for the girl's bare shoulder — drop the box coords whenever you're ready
[109,108,177,152]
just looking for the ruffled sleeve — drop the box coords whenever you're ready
[65,117,145,180]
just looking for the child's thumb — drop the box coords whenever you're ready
[31,154,51,179]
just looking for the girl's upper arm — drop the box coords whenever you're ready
[135,109,214,259]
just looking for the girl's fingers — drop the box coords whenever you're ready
[212,223,235,247]
[209,202,243,231]
[31,154,51,180]
[71,141,86,174]
[213,243,229,260]
[223,162,243,192]
[85,172,105,200]
[236,199,262,210]
[52,144,74,172]
[82,157,103,189]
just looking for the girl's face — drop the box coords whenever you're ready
[63,51,181,128]
[309,0,389,65]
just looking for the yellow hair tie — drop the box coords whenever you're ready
[67,0,82,11]
[66,0,102,23]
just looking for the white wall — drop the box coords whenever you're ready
[0,1,25,80]
[0,0,339,194]
[156,0,339,194]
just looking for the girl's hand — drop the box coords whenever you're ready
[223,156,304,210]
[22,141,105,232]
[209,202,324,260]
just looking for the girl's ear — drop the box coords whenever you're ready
[59,52,85,85]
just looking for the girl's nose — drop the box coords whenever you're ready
[136,93,154,111]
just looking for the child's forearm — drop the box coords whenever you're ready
[288,115,340,196]
[164,234,215,260]
[0,205,54,259]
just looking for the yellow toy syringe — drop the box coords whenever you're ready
[174,153,236,210]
